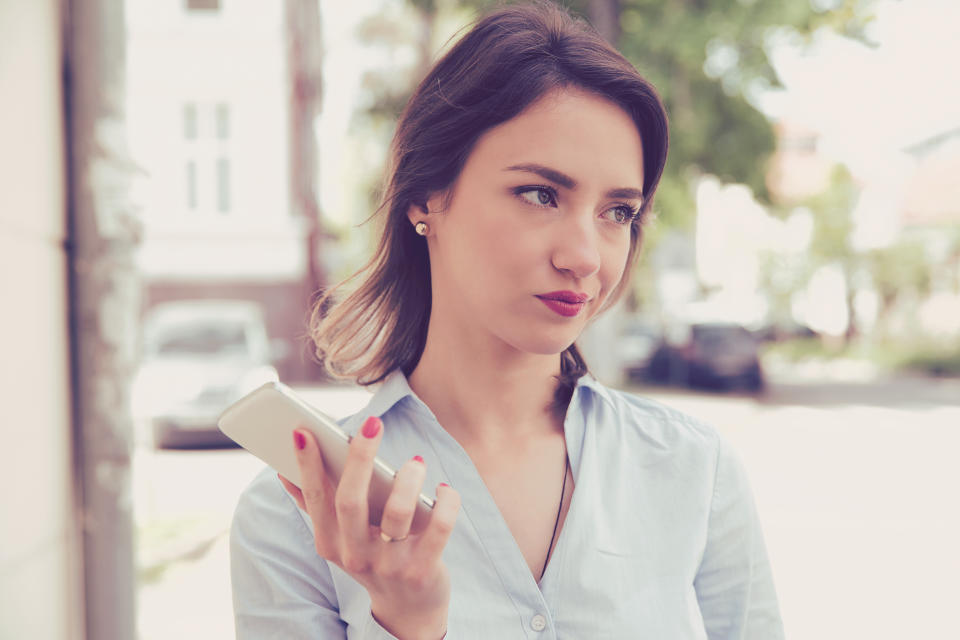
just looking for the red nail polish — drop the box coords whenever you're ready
[361,416,381,438]
[293,431,306,450]
[439,482,449,488]
[413,455,424,464]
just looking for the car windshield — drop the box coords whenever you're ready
[624,324,658,338]
[693,325,754,352]
[152,322,250,356]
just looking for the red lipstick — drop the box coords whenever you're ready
[536,291,590,317]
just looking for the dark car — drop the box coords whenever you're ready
[649,322,764,392]
[619,318,663,382]
[752,320,818,343]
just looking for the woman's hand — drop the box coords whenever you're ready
[278,416,460,640]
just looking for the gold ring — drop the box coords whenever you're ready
[379,530,409,543]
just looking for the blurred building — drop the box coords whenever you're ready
[765,120,832,203]
[902,127,960,228]
[840,126,960,341]
[898,128,960,338]
[763,117,960,341]
[126,0,325,381]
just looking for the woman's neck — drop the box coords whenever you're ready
[407,329,564,449]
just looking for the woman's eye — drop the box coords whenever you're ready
[517,187,556,207]
[603,205,640,225]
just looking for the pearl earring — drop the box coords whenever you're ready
[415,221,428,236]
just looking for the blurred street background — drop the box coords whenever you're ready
[3,0,960,638]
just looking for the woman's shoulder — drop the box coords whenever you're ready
[236,465,287,504]
[232,466,313,541]
[581,378,725,459]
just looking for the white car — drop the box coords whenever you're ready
[133,300,282,449]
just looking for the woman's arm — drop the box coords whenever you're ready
[694,438,785,639]
[230,469,400,639]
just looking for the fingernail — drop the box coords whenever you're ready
[412,455,424,464]
[361,416,381,438]
[293,430,306,450]
[439,482,449,488]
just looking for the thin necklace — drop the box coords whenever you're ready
[540,443,570,581]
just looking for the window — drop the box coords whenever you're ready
[185,0,220,11]
[216,157,231,212]
[182,102,232,214]
[183,103,197,140]
[155,323,248,356]
[186,161,198,209]
[784,134,818,154]
[215,104,229,140]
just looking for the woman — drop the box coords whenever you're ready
[231,3,783,638]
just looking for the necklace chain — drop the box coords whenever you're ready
[540,442,570,581]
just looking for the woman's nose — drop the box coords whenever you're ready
[550,216,601,279]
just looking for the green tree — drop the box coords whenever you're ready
[802,165,860,339]
[568,0,878,229]
[352,0,485,219]
[805,166,858,263]
[865,239,933,338]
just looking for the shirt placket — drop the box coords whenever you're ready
[403,386,594,639]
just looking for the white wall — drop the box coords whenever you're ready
[0,1,84,638]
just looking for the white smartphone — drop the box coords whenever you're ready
[218,381,435,534]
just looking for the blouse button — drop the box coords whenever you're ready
[530,614,547,631]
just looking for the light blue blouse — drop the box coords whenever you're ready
[230,370,784,639]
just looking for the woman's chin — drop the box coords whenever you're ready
[511,331,580,356]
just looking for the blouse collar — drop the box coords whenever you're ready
[363,367,609,422]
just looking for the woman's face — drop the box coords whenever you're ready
[418,88,645,358]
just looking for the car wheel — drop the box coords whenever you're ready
[152,421,175,449]
[743,363,765,392]
[648,349,671,384]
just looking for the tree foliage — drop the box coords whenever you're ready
[565,0,878,229]
[804,165,858,264]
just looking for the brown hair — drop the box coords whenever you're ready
[310,1,669,411]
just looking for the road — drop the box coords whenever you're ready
[134,375,960,639]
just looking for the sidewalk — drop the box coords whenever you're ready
[138,533,233,640]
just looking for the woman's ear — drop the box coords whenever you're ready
[406,192,444,226]
[406,202,426,226]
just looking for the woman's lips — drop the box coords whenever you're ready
[536,295,587,317]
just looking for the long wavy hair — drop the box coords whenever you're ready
[309,1,669,413]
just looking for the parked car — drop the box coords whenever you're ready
[752,320,818,343]
[133,300,282,449]
[649,321,765,392]
[619,317,663,382]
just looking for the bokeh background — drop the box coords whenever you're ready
[2,0,959,638]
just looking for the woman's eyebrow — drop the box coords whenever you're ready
[504,163,644,201]
[606,187,645,201]
[505,163,576,189]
